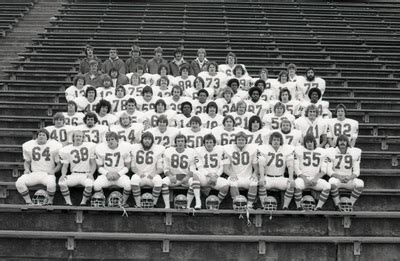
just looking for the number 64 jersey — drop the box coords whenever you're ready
[22,139,62,173]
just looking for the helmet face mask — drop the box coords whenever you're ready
[107,191,123,207]
[263,196,277,211]
[205,195,220,210]
[91,192,106,208]
[174,194,187,209]
[339,197,353,212]
[301,195,316,211]
[141,193,154,208]
[233,195,247,212]
[32,189,49,206]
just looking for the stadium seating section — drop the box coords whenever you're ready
[0,0,400,260]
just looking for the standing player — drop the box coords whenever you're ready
[295,104,328,148]
[58,130,96,205]
[131,132,165,207]
[287,63,305,83]
[251,68,279,97]
[327,135,363,210]
[199,101,224,129]
[223,131,259,209]
[109,112,144,143]
[161,134,197,208]
[147,115,180,148]
[258,132,295,209]
[77,112,108,144]
[192,134,230,207]
[273,70,297,100]
[296,68,326,102]
[293,134,331,210]
[63,101,84,126]
[212,115,244,145]
[328,104,359,147]
[277,87,301,118]
[16,129,62,205]
[180,116,211,148]
[298,88,330,119]
[94,132,132,207]
[253,79,278,103]
[198,62,228,96]
[45,112,73,146]
[232,64,252,91]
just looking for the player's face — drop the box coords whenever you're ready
[175,137,186,149]
[281,92,289,102]
[175,52,182,60]
[236,136,247,149]
[251,121,260,131]
[110,70,118,78]
[256,83,265,91]
[103,80,112,88]
[271,136,281,149]
[86,48,93,57]
[116,88,125,98]
[90,63,98,73]
[338,138,348,151]
[160,67,167,76]
[235,68,243,77]
[224,118,234,129]
[306,70,314,79]
[198,92,207,102]
[142,137,153,149]
[305,140,315,150]
[155,51,162,59]
[208,106,216,115]
[132,50,139,58]
[288,68,296,76]
[275,106,284,116]
[131,75,139,85]
[143,92,152,102]
[230,82,238,92]
[73,132,84,145]
[120,115,130,127]
[68,103,76,113]
[76,79,85,88]
[227,56,235,65]
[204,139,215,151]
[307,109,317,120]
[223,91,232,101]
[181,68,188,77]
[127,102,136,112]
[109,49,117,59]
[280,74,288,83]
[310,92,320,103]
[182,104,192,116]
[157,120,167,131]
[137,69,144,76]
[160,79,168,87]
[99,106,108,116]
[37,132,48,145]
[281,122,291,133]
[156,103,166,113]
[337,108,346,120]
[194,79,203,89]
[106,136,118,149]
[86,117,95,127]
[191,121,200,131]
[87,90,96,100]
[260,70,268,79]
[55,118,64,128]
[237,104,246,114]
[208,64,216,73]
[251,91,260,102]
[172,88,181,98]
[198,51,205,60]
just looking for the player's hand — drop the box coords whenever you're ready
[24,169,31,174]
[59,175,67,182]
[309,178,318,187]
[342,176,350,183]
[181,176,189,186]
[169,174,177,184]
[228,174,238,182]
[208,174,218,186]
[147,175,153,180]
[259,175,266,186]
[140,174,145,179]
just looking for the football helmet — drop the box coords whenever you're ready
[174,194,187,209]
[233,195,247,212]
[32,189,49,206]
[141,193,154,208]
[107,191,123,207]
[301,195,316,211]
[91,192,106,207]
[262,196,277,211]
[339,197,353,212]
[205,195,220,210]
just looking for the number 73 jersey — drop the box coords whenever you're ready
[294,147,328,178]
[258,144,295,177]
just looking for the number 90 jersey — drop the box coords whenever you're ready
[294,147,327,178]
[163,147,197,176]
[95,142,132,174]
[23,139,62,173]
[130,144,164,177]
[258,144,294,177]
[58,142,96,173]
[326,147,361,177]
[223,144,258,178]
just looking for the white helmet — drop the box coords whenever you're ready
[262,196,277,211]
[205,195,220,210]
[32,189,49,206]
[141,193,154,208]
[91,192,106,208]
[339,197,353,212]
[107,191,123,207]
[233,195,247,212]
[301,195,316,211]
[174,194,187,209]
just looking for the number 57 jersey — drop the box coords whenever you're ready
[95,142,132,173]
[258,144,294,177]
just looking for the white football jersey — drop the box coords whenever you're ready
[164,96,191,112]
[97,113,118,126]
[45,125,74,146]
[63,112,84,126]
[258,144,295,177]
[74,97,100,112]
[185,88,214,101]
[163,147,197,176]
[326,147,361,177]
[123,83,146,97]
[245,99,271,118]
[215,97,241,116]
[272,100,301,117]
[199,113,224,129]
[173,75,196,90]
[294,146,327,177]
[179,127,211,148]
[65,85,87,102]
[218,64,248,77]
[23,139,62,173]
[195,145,225,175]
[298,101,330,118]
[76,124,108,144]
[211,126,244,145]
[296,77,326,102]
[245,129,270,145]
[174,114,192,128]
[198,71,227,93]
[230,112,254,129]
[279,129,302,147]
[273,81,297,101]
[105,95,130,113]
[96,87,115,100]
[131,144,164,177]
[147,126,180,148]
[192,100,210,115]
[95,141,131,173]
[59,142,96,173]
[109,123,144,143]
[135,96,157,112]
[223,144,258,178]
[263,113,295,131]
[114,110,147,124]
[232,75,252,90]
[295,116,327,146]
[327,118,359,145]
[153,85,172,98]
[261,88,278,102]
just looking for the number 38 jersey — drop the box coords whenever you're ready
[23,139,62,173]
[58,142,96,173]
[294,147,328,178]
[326,147,361,177]
[95,142,131,174]
[223,144,258,178]
[258,144,294,177]
[163,147,197,176]
[130,144,164,177]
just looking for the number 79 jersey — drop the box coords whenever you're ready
[95,142,132,174]
[294,147,328,178]
[326,147,361,177]
[22,139,62,173]
[223,144,258,178]
[258,144,294,177]
[58,142,96,173]
[163,147,197,176]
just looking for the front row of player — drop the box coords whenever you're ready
[16,128,363,212]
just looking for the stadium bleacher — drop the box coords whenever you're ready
[0,0,400,259]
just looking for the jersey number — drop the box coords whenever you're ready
[232,151,250,166]
[32,147,51,161]
[71,147,89,164]
[303,151,321,167]
[136,151,154,165]
[104,152,121,167]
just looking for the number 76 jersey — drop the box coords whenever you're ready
[258,144,294,177]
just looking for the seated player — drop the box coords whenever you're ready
[192,134,230,207]
[96,75,115,99]
[95,99,118,126]
[173,65,195,90]
[45,112,73,146]
[93,132,132,207]
[114,98,147,125]
[65,74,87,102]
[192,88,211,115]
[153,76,172,97]
[198,62,227,96]
[150,64,174,87]
[223,131,259,209]
[77,112,108,144]
[215,87,240,117]
[136,85,158,112]
[164,85,190,112]
[276,87,301,118]
[16,129,62,205]
[231,101,253,129]
[63,101,84,126]
[109,112,144,143]
[161,134,197,208]
[218,52,247,77]
[298,87,331,119]
[251,68,279,99]
[145,99,177,128]
[131,132,164,207]
[179,116,211,148]
[327,104,359,147]
[296,67,326,102]
[327,135,364,210]
[199,101,224,129]
[246,115,270,145]
[263,102,295,131]
[258,131,295,209]
[147,115,180,148]
[295,104,328,148]
[293,134,330,210]
[109,67,129,88]
[246,86,271,118]
[74,86,100,112]
[174,101,194,128]
[279,119,302,147]
[105,85,131,113]
[212,115,244,145]
[287,63,305,83]
[58,130,96,205]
